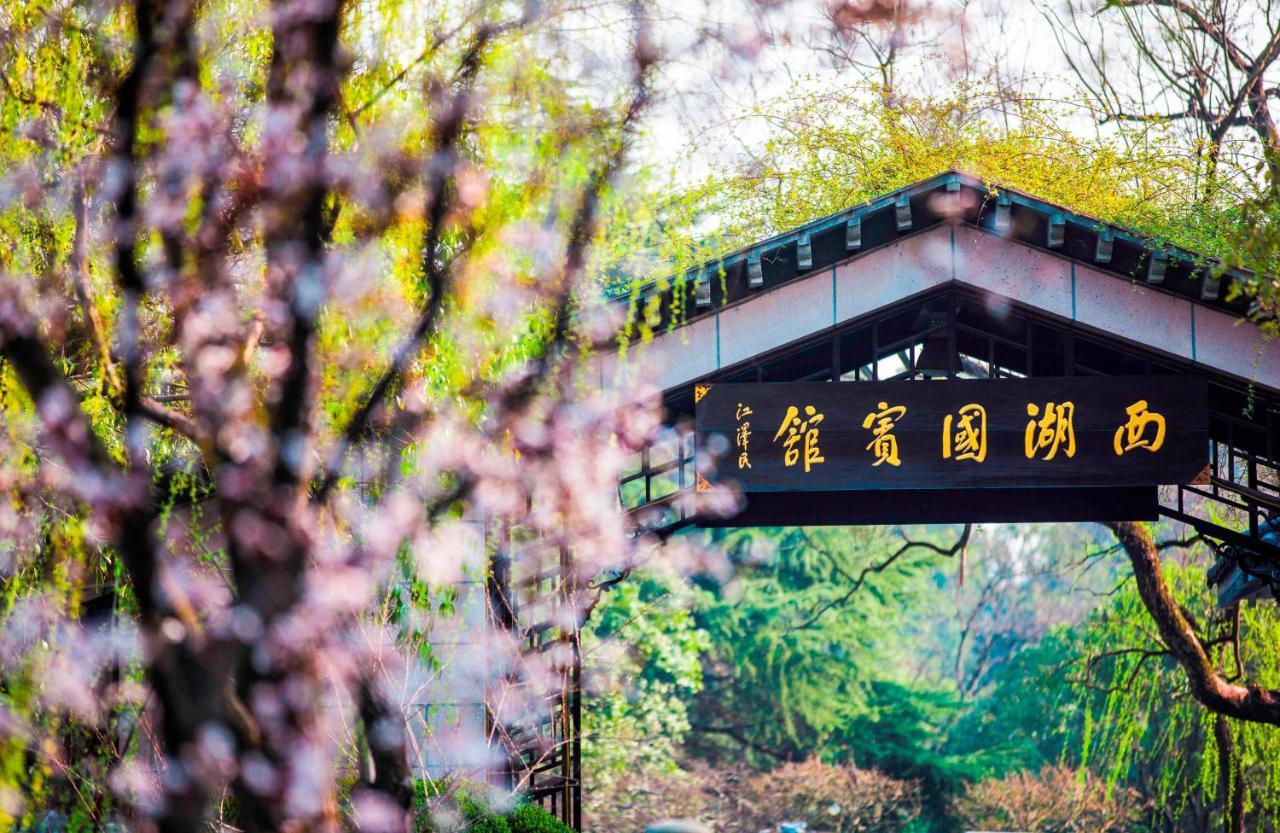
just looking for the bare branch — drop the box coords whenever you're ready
[137,396,198,439]
[1109,0,1251,71]
[789,524,972,632]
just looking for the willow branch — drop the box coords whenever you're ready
[69,178,119,392]
[314,21,511,503]
[1106,521,1280,725]
[790,524,972,632]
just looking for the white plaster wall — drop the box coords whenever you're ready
[1073,263,1194,362]
[835,225,952,323]
[952,225,1072,320]
[622,314,718,392]
[1194,304,1280,391]
[719,269,833,367]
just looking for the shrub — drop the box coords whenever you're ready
[583,762,720,833]
[584,758,923,833]
[954,765,1150,833]
[736,758,924,833]
[466,816,511,833]
[508,802,573,833]
[459,792,511,833]
[409,778,518,833]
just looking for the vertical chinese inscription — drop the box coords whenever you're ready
[773,405,826,473]
[735,403,753,469]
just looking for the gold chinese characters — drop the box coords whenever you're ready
[735,403,753,470]
[773,405,826,473]
[862,402,907,467]
[943,403,987,462]
[1114,400,1165,455]
[1025,401,1076,460]
[729,398,1172,470]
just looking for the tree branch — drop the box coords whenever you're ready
[356,674,413,808]
[314,20,510,502]
[137,396,198,439]
[1100,109,1252,127]
[790,524,971,632]
[1106,521,1280,725]
[262,0,347,492]
[109,0,163,467]
[688,722,796,762]
[1110,1,1251,71]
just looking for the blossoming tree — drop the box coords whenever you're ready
[0,0,751,829]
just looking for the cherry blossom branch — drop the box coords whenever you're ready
[314,18,521,503]
[108,0,164,467]
[263,0,347,493]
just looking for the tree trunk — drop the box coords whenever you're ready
[1105,522,1280,725]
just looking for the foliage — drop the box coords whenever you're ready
[1069,540,1280,831]
[506,803,572,833]
[410,782,568,833]
[464,815,510,833]
[583,572,711,785]
[682,526,950,766]
[1231,189,1280,324]
[943,627,1081,777]
[955,764,1149,833]
[678,85,1234,260]
[676,527,1114,796]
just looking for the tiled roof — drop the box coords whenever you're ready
[618,169,1262,329]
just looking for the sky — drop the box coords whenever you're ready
[633,0,1080,182]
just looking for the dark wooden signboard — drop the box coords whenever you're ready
[694,377,1209,525]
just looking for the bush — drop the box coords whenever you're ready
[584,758,923,833]
[410,779,519,833]
[736,759,924,833]
[954,765,1150,833]
[459,793,511,833]
[466,816,511,833]
[508,803,573,833]
[583,761,723,833]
